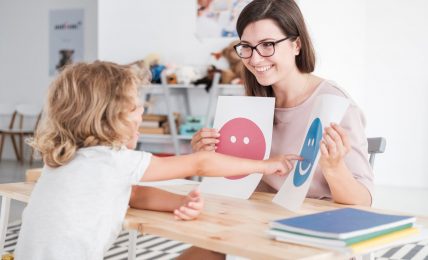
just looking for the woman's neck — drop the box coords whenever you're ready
[272,72,322,108]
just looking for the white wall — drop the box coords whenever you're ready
[365,0,428,187]
[299,0,428,188]
[98,0,235,65]
[0,0,98,159]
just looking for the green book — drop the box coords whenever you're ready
[268,223,413,247]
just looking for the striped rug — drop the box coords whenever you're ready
[3,221,428,259]
[3,221,190,259]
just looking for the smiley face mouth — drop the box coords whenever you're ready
[298,161,312,176]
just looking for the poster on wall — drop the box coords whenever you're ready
[196,0,252,38]
[49,9,84,76]
[199,96,275,199]
[272,94,350,211]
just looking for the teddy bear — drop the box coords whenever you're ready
[219,40,244,84]
[192,40,244,91]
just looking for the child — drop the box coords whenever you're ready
[14,61,300,260]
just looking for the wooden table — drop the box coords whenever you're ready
[1,182,427,260]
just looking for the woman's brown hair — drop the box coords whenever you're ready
[31,61,149,167]
[236,0,316,97]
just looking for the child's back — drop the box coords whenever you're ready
[15,146,151,259]
[14,61,298,259]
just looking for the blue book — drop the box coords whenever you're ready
[270,208,415,240]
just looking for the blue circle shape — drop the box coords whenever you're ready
[293,118,323,187]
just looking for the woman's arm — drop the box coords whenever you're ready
[191,128,219,152]
[320,123,372,206]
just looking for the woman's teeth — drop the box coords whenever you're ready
[255,65,272,72]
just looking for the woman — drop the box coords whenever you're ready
[182,0,373,258]
[192,0,373,206]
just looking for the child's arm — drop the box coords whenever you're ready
[141,152,300,182]
[129,186,204,220]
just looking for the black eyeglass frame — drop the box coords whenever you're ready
[233,36,295,59]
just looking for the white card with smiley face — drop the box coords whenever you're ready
[199,96,275,199]
[273,94,350,211]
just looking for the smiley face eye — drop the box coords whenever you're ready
[230,135,237,143]
[243,137,250,144]
[307,138,315,147]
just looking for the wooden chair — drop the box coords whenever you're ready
[0,104,42,164]
[0,104,21,161]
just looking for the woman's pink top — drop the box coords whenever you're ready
[260,80,374,200]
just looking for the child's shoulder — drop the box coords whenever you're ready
[77,146,151,160]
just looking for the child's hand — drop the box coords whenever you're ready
[191,128,220,152]
[319,123,350,171]
[174,188,204,221]
[263,154,302,176]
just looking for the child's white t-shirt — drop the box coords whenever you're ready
[14,146,152,260]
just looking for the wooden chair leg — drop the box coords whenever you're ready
[0,134,4,161]
[19,133,24,164]
[30,147,34,165]
[10,134,21,162]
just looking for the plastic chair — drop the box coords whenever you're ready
[367,137,387,168]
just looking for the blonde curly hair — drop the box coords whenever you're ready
[31,61,150,167]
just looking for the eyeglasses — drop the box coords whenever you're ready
[233,36,294,59]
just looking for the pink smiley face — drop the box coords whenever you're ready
[217,117,266,180]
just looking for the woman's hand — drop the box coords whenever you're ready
[174,188,204,220]
[263,154,302,176]
[319,123,351,171]
[190,128,220,152]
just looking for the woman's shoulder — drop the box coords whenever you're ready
[316,80,360,107]
[318,80,350,98]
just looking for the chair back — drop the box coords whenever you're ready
[367,137,387,168]
[0,104,16,130]
[13,104,42,131]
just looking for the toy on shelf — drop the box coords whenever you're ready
[127,59,151,84]
[179,115,205,136]
[219,40,244,84]
[192,65,222,91]
[193,40,244,91]
[144,53,166,84]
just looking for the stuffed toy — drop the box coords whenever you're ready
[144,53,166,84]
[192,65,222,92]
[192,40,244,91]
[220,40,244,84]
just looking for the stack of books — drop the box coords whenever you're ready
[139,114,168,134]
[268,208,427,254]
[139,114,180,135]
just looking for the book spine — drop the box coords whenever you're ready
[349,227,419,253]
